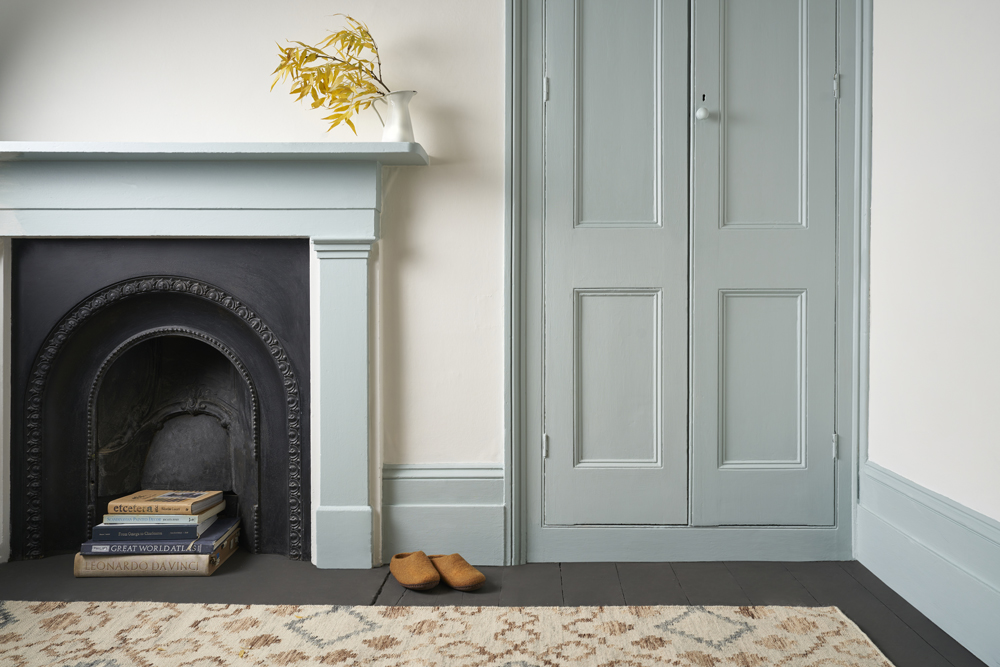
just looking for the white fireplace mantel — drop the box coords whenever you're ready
[0,141,429,568]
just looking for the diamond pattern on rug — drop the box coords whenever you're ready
[656,605,753,650]
[285,606,381,647]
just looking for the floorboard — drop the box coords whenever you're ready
[373,568,408,606]
[786,561,956,667]
[559,562,625,607]
[671,561,751,606]
[839,561,986,667]
[463,565,504,606]
[616,562,688,606]
[725,561,818,607]
[398,583,465,606]
[496,562,562,606]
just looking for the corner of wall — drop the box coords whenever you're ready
[857,462,1000,666]
[857,2,999,662]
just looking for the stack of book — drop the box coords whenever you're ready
[74,490,241,577]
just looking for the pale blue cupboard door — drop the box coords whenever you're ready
[542,0,691,525]
[690,0,837,525]
[537,0,838,532]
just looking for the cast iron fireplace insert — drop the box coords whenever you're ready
[10,239,311,560]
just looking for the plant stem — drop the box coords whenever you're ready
[370,35,384,89]
[313,53,392,95]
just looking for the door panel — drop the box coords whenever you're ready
[722,0,804,225]
[719,290,805,466]
[576,0,658,225]
[576,289,661,465]
[542,0,690,526]
[691,0,837,526]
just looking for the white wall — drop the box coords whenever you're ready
[0,0,506,466]
[869,0,1000,521]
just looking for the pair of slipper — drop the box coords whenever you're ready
[390,551,486,591]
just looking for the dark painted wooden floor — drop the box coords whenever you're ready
[0,554,983,667]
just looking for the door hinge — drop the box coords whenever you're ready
[543,76,550,102]
[833,73,840,100]
[542,433,550,458]
[832,433,840,460]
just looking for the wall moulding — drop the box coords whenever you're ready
[0,141,428,568]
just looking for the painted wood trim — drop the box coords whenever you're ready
[1,161,383,212]
[861,462,1000,589]
[0,141,429,164]
[382,463,504,481]
[311,239,375,568]
[0,209,380,240]
[381,466,504,506]
[505,0,520,568]
[382,505,505,566]
[529,526,849,563]
[837,0,865,553]
[854,0,874,478]
[858,462,1000,666]
[507,0,529,566]
[381,463,505,565]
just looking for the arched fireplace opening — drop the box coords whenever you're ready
[12,253,309,562]
[91,331,260,552]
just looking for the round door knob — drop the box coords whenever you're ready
[695,107,710,121]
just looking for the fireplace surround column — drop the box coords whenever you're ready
[312,239,375,568]
[0,142,428,568]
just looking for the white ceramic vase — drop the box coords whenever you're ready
[378,90,416,142]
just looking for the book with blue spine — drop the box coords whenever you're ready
[91,515,219,541]
[82,517,239,555]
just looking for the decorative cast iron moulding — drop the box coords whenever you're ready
[23,276,304,560]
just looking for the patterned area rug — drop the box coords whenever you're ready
[0,600,894,666]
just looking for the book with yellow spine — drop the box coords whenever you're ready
[106,490,223,515]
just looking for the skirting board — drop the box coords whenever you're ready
[857,462,1000,666]
[382,464,504,566]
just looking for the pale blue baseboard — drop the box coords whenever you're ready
[857,462,1000,666]
[381,464,505,566]
[313,505,374,569]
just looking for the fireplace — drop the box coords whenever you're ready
[94,335,257,523]
[11,239,309,560]
[0,142,429,567]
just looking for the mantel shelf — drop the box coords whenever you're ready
[0,141,429,165]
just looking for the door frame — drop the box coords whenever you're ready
[505,0,867,564]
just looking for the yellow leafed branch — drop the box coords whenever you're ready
[271,14,391,133]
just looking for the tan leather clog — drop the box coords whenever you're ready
[428,553,486,591]
[389,551,440,590]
